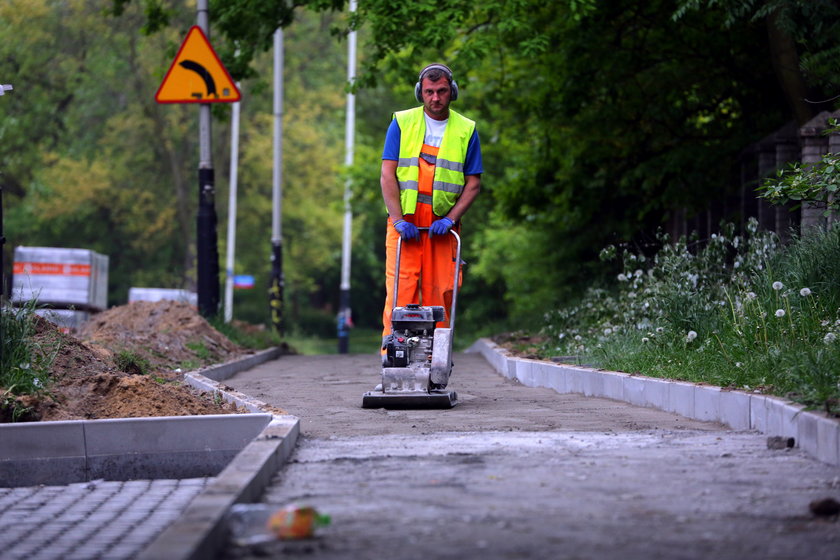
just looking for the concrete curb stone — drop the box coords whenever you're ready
[137,415,300,560]
[466,337,840,467]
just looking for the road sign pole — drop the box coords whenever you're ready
[196,0,220,318]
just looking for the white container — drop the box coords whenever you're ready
[12,247,109,311]
[34,308,90,331]
[128,287,197,307]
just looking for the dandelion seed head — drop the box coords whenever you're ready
[772,281,783,291]
[617,273,628,282]
[656,327,664,334]
[686,330,698,342]
[775,309,785,318]
[746,292,757,300]
[825,332,837,344]
[603,328,612,336]
[642,337,649,343]
[799,287,811,297]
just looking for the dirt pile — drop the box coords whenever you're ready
[5,301,254,422]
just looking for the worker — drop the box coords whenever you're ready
[380,63,483,351]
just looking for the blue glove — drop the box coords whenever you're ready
[429,217,454,236]
[393,219,419,240]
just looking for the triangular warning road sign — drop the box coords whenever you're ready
[155,26,241,104]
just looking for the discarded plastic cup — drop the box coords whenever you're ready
[227,503,331,546]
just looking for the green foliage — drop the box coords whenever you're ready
[209,317,284,350]
[0,303,60,422]
[185,341,213,363]
[115,349,152,376]
[762,155,840,216]
[8,0,840,349]
[538,221,840,415]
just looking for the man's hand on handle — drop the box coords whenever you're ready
[393,219,420,240]
[429,217,454,236]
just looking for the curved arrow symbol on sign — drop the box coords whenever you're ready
[178,59,217,99]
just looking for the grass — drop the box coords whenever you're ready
[185,341,213,362]
[284,327,383,356]
[115,349,151,376]
[537,219,840,416]
[0,302,60,421]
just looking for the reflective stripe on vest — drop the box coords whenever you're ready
[394,107,475,216]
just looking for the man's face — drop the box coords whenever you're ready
[421,76,451,120]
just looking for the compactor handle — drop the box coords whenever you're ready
[392,228,462,334]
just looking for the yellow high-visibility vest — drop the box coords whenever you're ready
[394,106,475,217]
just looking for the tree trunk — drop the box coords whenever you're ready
[766,9,814,126]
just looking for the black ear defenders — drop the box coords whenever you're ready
[414,63,459,103]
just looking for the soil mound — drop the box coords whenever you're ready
[79,300,243,373]
[3,301,252,422]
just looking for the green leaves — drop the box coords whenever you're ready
[761,153,840,214]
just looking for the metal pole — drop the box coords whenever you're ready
[338,0,357,353]
[269,27,285,335]
[224,80,242,323]
[196,0,220,317]
[0,83,11,373]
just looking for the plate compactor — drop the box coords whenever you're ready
[362,229,461,409]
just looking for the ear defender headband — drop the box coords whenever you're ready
[414,63,459,103]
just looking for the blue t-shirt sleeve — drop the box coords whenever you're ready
[382,119,401,160]
[464,129,483,175]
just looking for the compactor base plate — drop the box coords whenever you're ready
[361,390,457,409]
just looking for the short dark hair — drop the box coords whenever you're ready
[423,68,449,84]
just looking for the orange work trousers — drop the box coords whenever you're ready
[381,220,461,339]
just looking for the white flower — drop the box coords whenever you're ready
[775,309,785,318]
[799,287,811,297]
[686,330,698,342]
[772,281,784,291]
[617,273,628,282]
[825,332,837,344]
[642,337,650,343]
[574,335,582,342]
[558,333,566,340]
[656,327,664,334]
